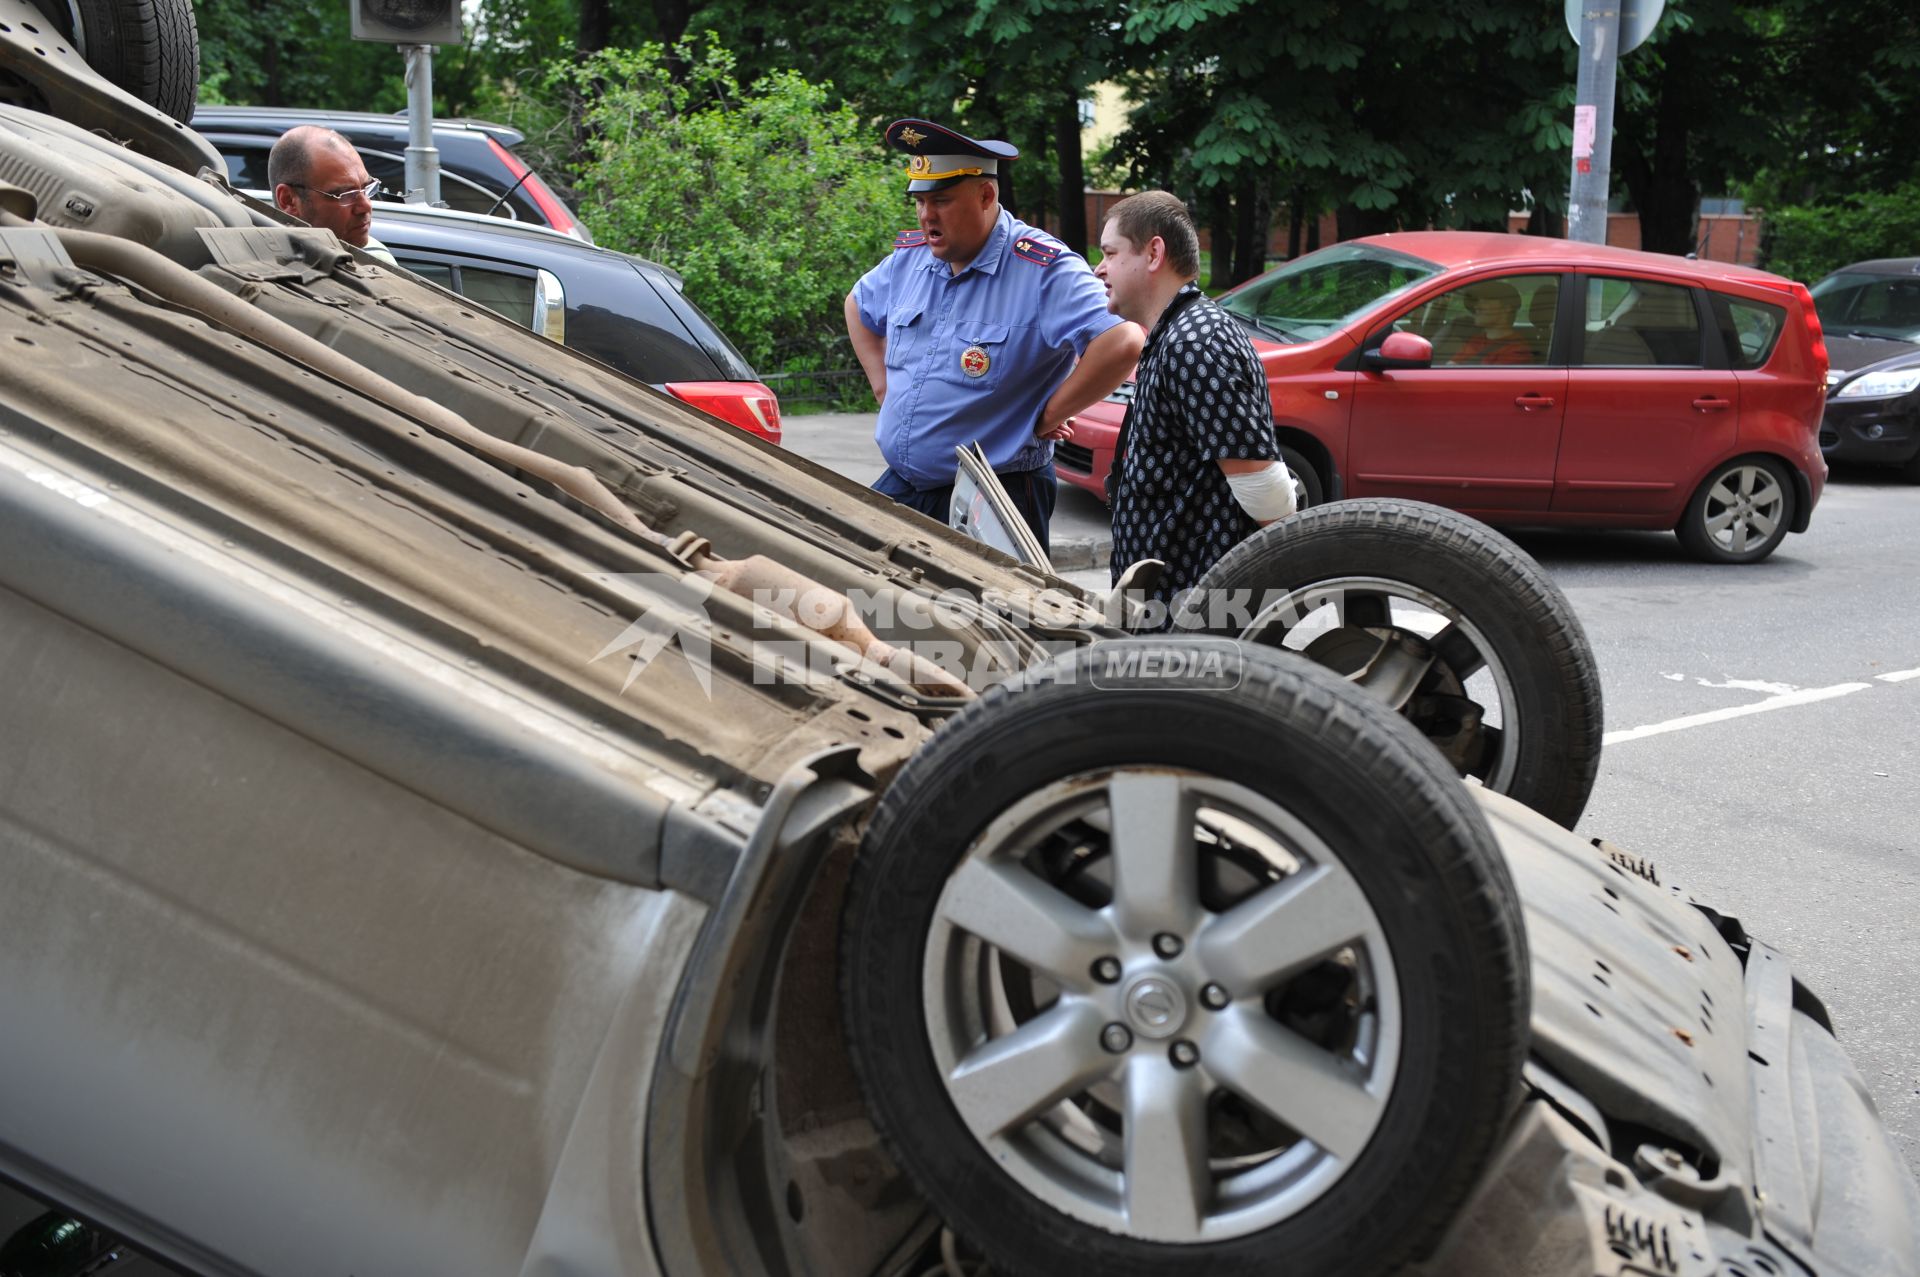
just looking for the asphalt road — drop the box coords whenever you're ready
[1509,464,1920,1173]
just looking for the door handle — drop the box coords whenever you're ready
[1514,394,1556,411]
[1692,396,1732,412]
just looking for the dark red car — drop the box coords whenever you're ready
[1063,233,1829,563]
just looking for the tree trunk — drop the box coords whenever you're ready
[1053,94,1088,254]
[1528,205,1564,237]
[1306,213,1320,252]
[1287,190,1304,260]
[578,0,612,54]
[1617,38,1699,255]
[1334,204,1395,242]
[1231,177,1269,284]
[1207,186,1235,293]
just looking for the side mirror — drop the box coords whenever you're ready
[1364,331,1434,370]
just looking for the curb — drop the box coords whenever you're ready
[1050,534,1112,572]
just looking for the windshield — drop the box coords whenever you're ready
[1810,272,1920,343]
[1217,244,1441,343]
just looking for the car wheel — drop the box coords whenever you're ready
[841,641,1528,1277]
[1278,444,1325,510]
[34,0,198,122]
[1172,497,1601,828]
[1676,457,1793,564]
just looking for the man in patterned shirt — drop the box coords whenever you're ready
[1095,191,1292,616]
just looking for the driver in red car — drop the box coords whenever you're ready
[1449,280,1537,365]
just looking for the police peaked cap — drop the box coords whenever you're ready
[885,119,1019,192]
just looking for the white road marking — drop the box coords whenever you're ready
[1877,668,1920,683]
[1696,676,1800,695]
[1605,682,1874,746]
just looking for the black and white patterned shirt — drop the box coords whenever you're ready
[1109,282,1280,605]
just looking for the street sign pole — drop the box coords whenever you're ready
[1566,3,1621,245]
[402,44,441,206]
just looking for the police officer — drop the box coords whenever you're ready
[845,119,1144,552]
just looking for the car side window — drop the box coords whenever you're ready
[222,145,271,190]
[1579,276,1703,366]
[1707,294,1786,370]
[455,266,539,326]
[396,258,456,290]
[1390,273,1557,366]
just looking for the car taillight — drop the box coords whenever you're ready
[664,381,783,445]
[1790,281,1829,382]
[484,136,586,240]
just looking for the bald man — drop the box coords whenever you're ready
[268,126,382,251]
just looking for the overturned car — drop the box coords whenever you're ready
[0,8,1915,1276]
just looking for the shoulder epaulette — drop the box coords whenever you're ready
[894,229,928,251]
[1011,235,1065,266]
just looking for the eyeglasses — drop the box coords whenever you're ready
[290,179,383,205]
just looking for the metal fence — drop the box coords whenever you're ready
[759,367,872,409]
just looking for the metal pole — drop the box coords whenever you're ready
[1566,3,1621,244]
[402,44,441,206]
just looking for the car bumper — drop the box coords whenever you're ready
[1819,395,1920,467]
[1435,791,1920,1277]
[1056,397,1124,498]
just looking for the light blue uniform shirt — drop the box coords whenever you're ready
[853,209,1123,489]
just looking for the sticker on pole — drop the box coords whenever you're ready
[1572,105,1597,160]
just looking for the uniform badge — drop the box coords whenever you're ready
[960,346,990,378]
[900,126,926,146]
[909,156,931,175]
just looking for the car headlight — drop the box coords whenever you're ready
[1835,368,1920,399]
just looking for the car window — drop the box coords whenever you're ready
[1834,279,1920,340]
[396,257,455,290]
[1389,273,1557,366]
[455,265,538,325]
[1707,294,1786,370]
[221,144,271,190]
[1217,244,1440,343]
[1578,276,1702,367]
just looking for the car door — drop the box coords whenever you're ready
[1346,272,1568,513]
[1555,274,1739,518]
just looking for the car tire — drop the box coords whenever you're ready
[1676,457,1794,564]
[46,0,198,123]
[1172,497,1602,828]
[1279,444,1325,510]
[841,640,1529,1277]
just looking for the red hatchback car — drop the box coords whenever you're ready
[1062,233,1829,563]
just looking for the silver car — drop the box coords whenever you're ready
[0,5,1914,1275]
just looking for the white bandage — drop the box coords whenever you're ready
[1226,462,1298,522]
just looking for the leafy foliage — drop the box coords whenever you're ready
[563,41,904,377]
[1759,182,1920,284]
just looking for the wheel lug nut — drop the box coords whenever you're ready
[1170,1040,1200,1068]
[1200,983,1230,1010]
[1092,956,1122,984]
[1152,933,1183,959]
[1101,1023,1134,1054]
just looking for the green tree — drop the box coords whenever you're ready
[564,40,904,378]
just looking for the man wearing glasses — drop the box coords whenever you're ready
[268,126,388,257]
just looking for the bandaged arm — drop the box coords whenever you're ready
[1221,460,1297,524]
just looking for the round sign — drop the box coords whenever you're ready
[1564,0,1665,54]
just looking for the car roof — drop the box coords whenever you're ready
[190,105,523,148]
[369,202,682,288]
[1819,257,1920,279]
[1353,231,1792,286]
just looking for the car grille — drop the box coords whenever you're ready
[1055,442,1094,473]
